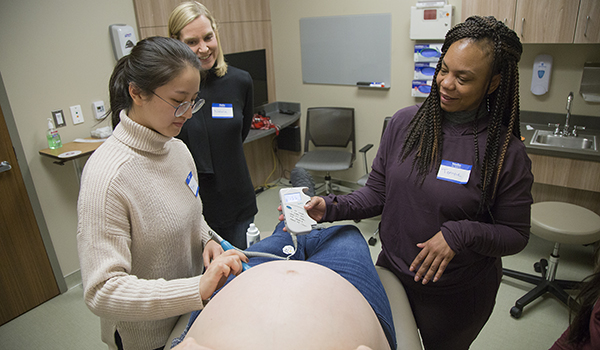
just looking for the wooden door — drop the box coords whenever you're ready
[461,0,517,29]
[515,0,579,43]
[0,102,59,325]
[575,0,600,43]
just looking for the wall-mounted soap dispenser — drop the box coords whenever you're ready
[531,54,552,96]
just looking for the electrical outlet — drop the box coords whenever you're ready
[92,101,106,120]
[70,105,84,124]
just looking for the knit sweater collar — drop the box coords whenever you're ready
[113,111,172,154]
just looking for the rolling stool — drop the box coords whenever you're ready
[503,201,600,318]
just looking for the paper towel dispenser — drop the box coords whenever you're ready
[580,62,600,103]
[109,24,137,61]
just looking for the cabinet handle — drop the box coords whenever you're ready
[0,161,12,174]
[584,16,590,37]
[521,18,525,38]
[503,18,508,25]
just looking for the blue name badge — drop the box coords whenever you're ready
[436,160,472,184]
[186,171,199,197]
[212,103,234,119]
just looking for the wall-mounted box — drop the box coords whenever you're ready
[414,43,443,62]
[412,80,432,97]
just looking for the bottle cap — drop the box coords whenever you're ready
[247,223,259,234]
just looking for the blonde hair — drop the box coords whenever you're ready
[168,1,228,77]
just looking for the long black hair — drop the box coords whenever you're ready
[565,248,600,347]
[400,16,523,215]
[107,36,201,128]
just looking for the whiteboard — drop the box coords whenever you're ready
[300,13,392,87]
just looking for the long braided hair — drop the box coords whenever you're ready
[400,16,523,216]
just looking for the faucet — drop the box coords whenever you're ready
[563,92,573,136]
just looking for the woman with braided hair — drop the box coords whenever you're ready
[303,16,534,349]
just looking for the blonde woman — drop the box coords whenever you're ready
[169,1,257,249]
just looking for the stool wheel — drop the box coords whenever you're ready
[368,237,378,246]
[510,306,523,319]
[354,219,361,223]
[534,262,541,273]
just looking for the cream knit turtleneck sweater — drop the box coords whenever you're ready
[77,112,211,350]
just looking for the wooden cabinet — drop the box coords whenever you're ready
[461,0,517,30]
[574,0,600,43]
[528,153,600,215]
[462,0,600,43]
[529,154,600,193]
[132,0,276,107]
[515,0,579,43]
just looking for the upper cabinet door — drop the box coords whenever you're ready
[574,0,600,43]
[515,0,580,43]
[461,0,517,30]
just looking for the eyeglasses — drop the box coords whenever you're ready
[151,91,205,117]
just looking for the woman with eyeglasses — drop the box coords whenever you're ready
[77,36,247,350]
[168,1,258,249]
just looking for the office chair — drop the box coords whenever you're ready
[503,202,600,318]
[357,116,391,245]
[295,107,356,195]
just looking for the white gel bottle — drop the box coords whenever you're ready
[246,223,260,248]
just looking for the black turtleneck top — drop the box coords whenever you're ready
[177,65,257,228]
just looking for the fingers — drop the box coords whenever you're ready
[202,240,223,267]
[415,255,449,285]
[200,250,248,299]
[304,196,325,221]
[409,232,455,285]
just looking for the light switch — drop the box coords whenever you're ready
[70,105,84,125]
[92,101,106,120]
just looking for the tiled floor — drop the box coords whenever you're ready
[1,180,595,349]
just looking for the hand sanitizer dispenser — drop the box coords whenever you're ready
[531,54,552,96]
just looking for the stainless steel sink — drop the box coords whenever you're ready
[530,130,597,151]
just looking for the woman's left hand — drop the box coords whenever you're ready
[409,231,456,285]
[203,240,224,267]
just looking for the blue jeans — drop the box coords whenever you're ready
[172,222,396,349]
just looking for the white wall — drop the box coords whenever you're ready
[270,0,600,184]
[0,1,138,277]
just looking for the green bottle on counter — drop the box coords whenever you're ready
[46,118,62,149]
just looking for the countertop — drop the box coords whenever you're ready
[245,101,301,143]
[520,110,600,163]
[39,139,104,163]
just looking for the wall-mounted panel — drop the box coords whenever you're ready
[300,13,392,87]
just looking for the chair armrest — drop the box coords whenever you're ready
[167,312,193,348]
[376,266,423,350]
[359,144,374,153]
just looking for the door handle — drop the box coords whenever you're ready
[0,161,12,173]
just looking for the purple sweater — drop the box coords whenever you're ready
[323,104,534,294]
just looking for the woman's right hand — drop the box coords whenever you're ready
[199,250,248,300]
[304,196,326,221]
[277,196,326,230]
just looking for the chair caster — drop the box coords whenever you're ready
[510,306,523,319]
[354,219,361,223]
[368,237,378,246]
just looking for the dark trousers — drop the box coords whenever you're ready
[403,264,501,350]
[115,330,163,350]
